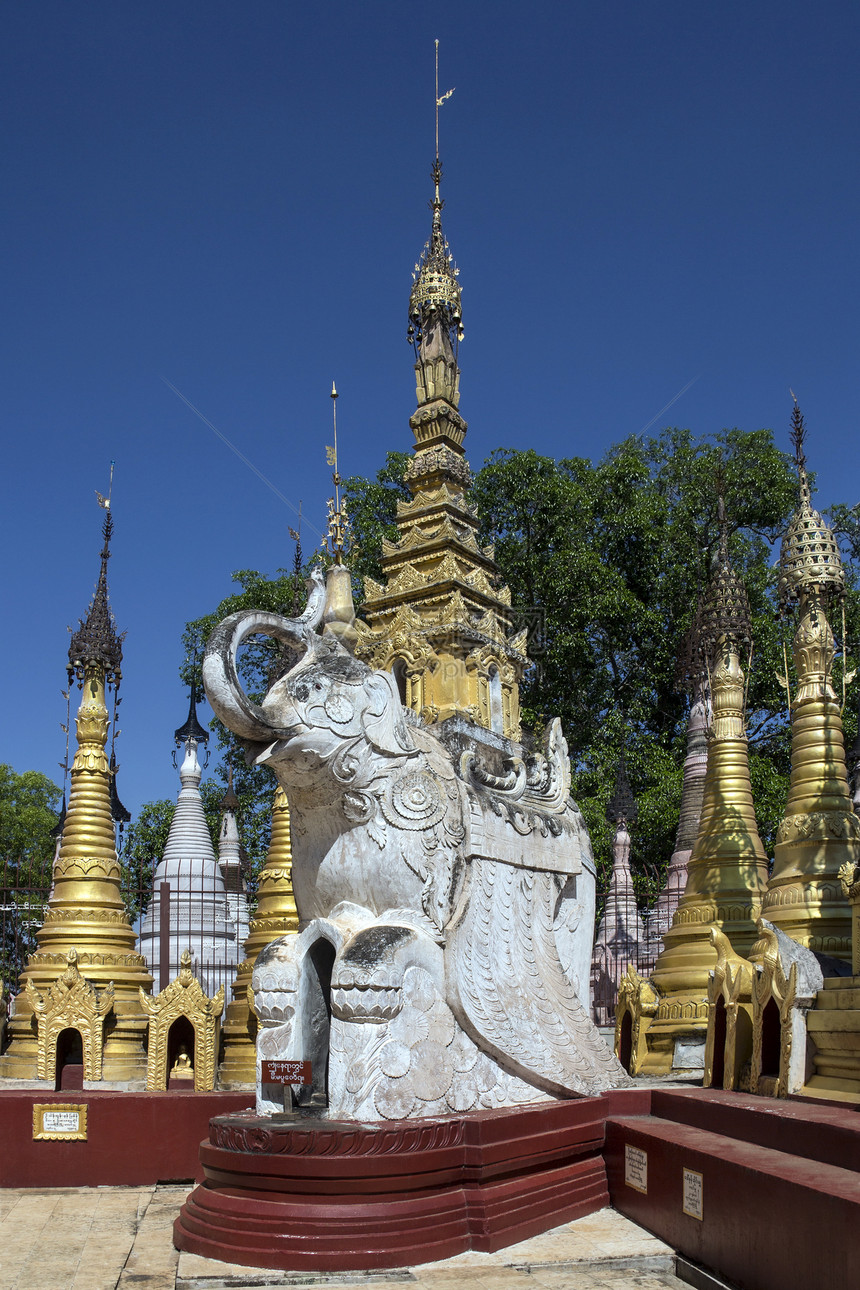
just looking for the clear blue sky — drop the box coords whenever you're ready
[3,2,859,818]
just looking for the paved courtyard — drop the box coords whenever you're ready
[0,1188,689,1290]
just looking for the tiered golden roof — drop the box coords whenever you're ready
[355,160,527,737]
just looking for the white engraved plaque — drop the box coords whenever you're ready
[682,1167,703,1220]
[624,1143,648,1193]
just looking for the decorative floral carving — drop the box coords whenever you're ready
[139,950,224,1091]
[26,949,114,1081]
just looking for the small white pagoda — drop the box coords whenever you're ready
[138,688,240,997]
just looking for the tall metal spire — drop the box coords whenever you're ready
[408,41,462,356]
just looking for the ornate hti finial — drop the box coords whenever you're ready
[607,746,638,827]
[696,487,752,664]
[174,681,209,748]
[778,397,844,609]
[408,41,462,354]
[67,498,124,688]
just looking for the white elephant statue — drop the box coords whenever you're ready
[204,567,628,1118]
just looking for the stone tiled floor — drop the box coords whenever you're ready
[0,1189,687,1290]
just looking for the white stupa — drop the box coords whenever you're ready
[138,688,240,997]
[217,769,250,953]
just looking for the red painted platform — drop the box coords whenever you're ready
[0,1090,250,1187]
[174,1093,645,1272]
[605,1088,860,1290]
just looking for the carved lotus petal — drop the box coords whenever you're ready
[445,1081,477,1112]
[380,1040,411,1079]
[388,1007,429,1045]
[409,1039,452,1101]
[425,1004,456,1047]
[373,1073,416,1120]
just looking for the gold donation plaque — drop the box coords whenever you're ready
[682,1167,703,1220]
[33,1104,88,1141]
[624,1144,647,1193]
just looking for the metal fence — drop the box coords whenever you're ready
[1,857,251,1040]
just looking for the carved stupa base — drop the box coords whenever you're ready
[217,995,257,1086]
[633,1007,708,1078]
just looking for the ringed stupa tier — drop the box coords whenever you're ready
[217,770,250,952]
[0,506,152,1081]
[760,404,857,959]
[632,501,770,1075]
[354,157,527,738]
[642,629,710,972]
[218,782,299,1087]
[138,688,240,998]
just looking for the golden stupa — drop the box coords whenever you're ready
[622,500,770,1076]
[0,504,152,1082]
[760,403,857,959]
[218,782,298,1086]
[354,156,527,737]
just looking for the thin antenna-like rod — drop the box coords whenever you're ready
[435,39,439,162]
[331,382,340,514]
[434,39,455,168]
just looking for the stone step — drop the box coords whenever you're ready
[605,1108,860,1290]
[814,986,860,1007]
[820,975,860,991]
[645,1086,860,1175]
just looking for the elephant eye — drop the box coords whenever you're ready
[314,682,323,691]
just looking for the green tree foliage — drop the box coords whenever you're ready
[471,428,859,896]
[159,426,859,915]
[0,765,62,886]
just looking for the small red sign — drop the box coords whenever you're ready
[261,1060,312,1085]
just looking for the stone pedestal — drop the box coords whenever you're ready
[174,1099,615,1271]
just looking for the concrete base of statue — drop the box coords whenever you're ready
[173,1096,629,1272]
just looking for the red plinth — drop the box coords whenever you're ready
[0,1090,250,1188]
[174,1097,621,1271]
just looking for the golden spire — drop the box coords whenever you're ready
[408,41,462,364]
[356,47,527,738]
[761,400,857,959]
[218,783,299,1086]
[0,489,152,1082]
[627,492,770,1075]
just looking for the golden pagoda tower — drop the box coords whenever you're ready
[354,136,527,735]
[760,403,857,959]
[218,782,298,1086]
[628,499,770,1075]
[0,504,152,1081]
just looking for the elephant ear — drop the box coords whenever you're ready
[361,671,416,758]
